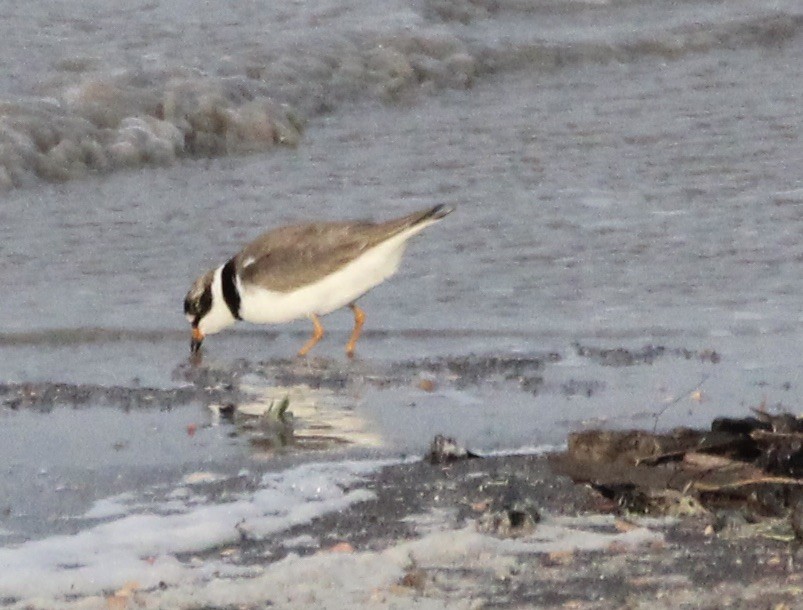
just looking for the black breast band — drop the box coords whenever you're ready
[221,257,242,320]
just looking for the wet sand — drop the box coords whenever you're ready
[45,453,802,609]
[2,340,801,608]
[271,454,802,610]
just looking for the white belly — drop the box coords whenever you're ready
[238,229,413,324]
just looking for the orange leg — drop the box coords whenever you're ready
[345,303,365,358]
[298,314,324,357]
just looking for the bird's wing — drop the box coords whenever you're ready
[236,206,447,293]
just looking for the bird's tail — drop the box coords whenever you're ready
[381,204,454,242]
[416,204,454,224]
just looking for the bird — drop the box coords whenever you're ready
[183,204,453,357]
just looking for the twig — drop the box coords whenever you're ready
[692,476,803,492]
[751,429,803,442]
[651,373,710,433]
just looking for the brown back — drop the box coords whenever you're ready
[236,208,435,292]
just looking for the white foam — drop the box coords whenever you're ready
[15,514,663,609]
[0,459,390,605]
[82,494,133,519]
[481,443,564,457]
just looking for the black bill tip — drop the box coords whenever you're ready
[190,337,203,354]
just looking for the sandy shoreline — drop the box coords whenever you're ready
[24,453,797,610]
[253,454,801,610]
[2,347,800,609]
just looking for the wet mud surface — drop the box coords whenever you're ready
[0,343,726,411]
[573,343,722,367]
[193,453,803,609]
[2,341,800,608]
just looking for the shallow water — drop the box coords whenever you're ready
[1,0,802,605]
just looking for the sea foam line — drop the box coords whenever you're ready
[0,458,393,604]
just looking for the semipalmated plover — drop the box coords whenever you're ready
[184,204,453,357]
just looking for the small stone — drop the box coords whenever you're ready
[417,378,436,392]
[471,500,490,512]
[614,518,640,532]
[607,540,630,554]
[426,434,480,464]
[544,550,574,566]
[399,568,427,591]
[327,542,354,553]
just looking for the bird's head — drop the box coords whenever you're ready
[183,269,215,354]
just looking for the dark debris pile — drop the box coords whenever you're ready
[573,343,721,366]
[0,370,242,411]
[549,410,803,535]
